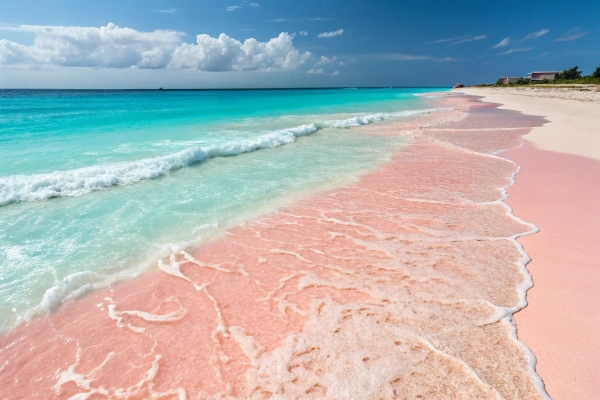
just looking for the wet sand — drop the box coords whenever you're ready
[460,87,600,399]
[0,95,550,399]
[504,143,600,399]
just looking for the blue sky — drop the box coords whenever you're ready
[1,0,599,88]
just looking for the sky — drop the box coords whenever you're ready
[0,0,599,88]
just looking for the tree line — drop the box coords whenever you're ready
[491,64,600,85]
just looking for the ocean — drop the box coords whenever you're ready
[0,88,443,330]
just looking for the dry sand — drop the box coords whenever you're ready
[458,86,600,161]
[458,86,600,399]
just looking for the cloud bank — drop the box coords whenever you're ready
[0,23,312,72]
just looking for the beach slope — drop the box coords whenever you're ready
[458,86,600,399]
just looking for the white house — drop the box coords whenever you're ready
[528,71,560,81]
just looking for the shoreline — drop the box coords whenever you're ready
[0,95,552,398]
[459,87,600,399]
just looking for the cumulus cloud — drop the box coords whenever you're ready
[250,3,259,6]
[554,28,587,42]
[314,55,337,65]
[331,71,339,76]
[453,35,486,44]
[299,31,308,36]
[496,47,533,56]
[0,23,312,72]
[170,32,312,71]
[226,5,240,11]
[491,37,511,48]
[268,18,287,22]
[307,68,324,74]
[317,29,344,38]
[154,9,178,14]
[521,29,549,41]
[0,23,182,68]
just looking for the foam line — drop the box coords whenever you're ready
[0,108,449,206]
[0,124,318,206]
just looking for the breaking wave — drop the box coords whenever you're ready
[0,124,317,206]
[322,109,437,128]
[0,108,443,206]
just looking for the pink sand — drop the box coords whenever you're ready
[505,142,600,399]
[0,95,551,399]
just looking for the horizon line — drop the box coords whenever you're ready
[0,86,452,91]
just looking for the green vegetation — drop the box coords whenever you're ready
[555,66,582,80]
[480,64,600,86]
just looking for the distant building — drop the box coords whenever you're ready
[499,77,525,84]
[528,71,559,81]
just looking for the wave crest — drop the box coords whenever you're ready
[0,108,446,206]
[0,124,318,206]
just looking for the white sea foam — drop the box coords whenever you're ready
[322,109,445,128]
[0,124,318,206]
[324,113,388,128]
[0,109,445,206]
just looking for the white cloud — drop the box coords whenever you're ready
[491,37,511,48]
[0,23,183,68]
[453,35,486,44]
[268,18,288,22]
[299,31,308,36]
[170,32,312,71]
[377,53,455,62]
[229,2,258,10]
[496,47,533,56]
[307,68,324,74]
[0,23,312,72]
[430,35,471,44]
[314,55,337,65]
[554,28,587,42]
[154,9,178,14]
[317,29,344,38]
[521,29,549,41]
[331,71,339,76]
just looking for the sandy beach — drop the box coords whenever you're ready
[0,94,555,399]
[459,86,600,399]
[2,88,598,398]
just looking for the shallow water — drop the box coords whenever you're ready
[0,88,441,329]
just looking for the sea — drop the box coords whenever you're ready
[0,88,444,331]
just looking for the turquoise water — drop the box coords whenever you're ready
[0,88,445,329]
